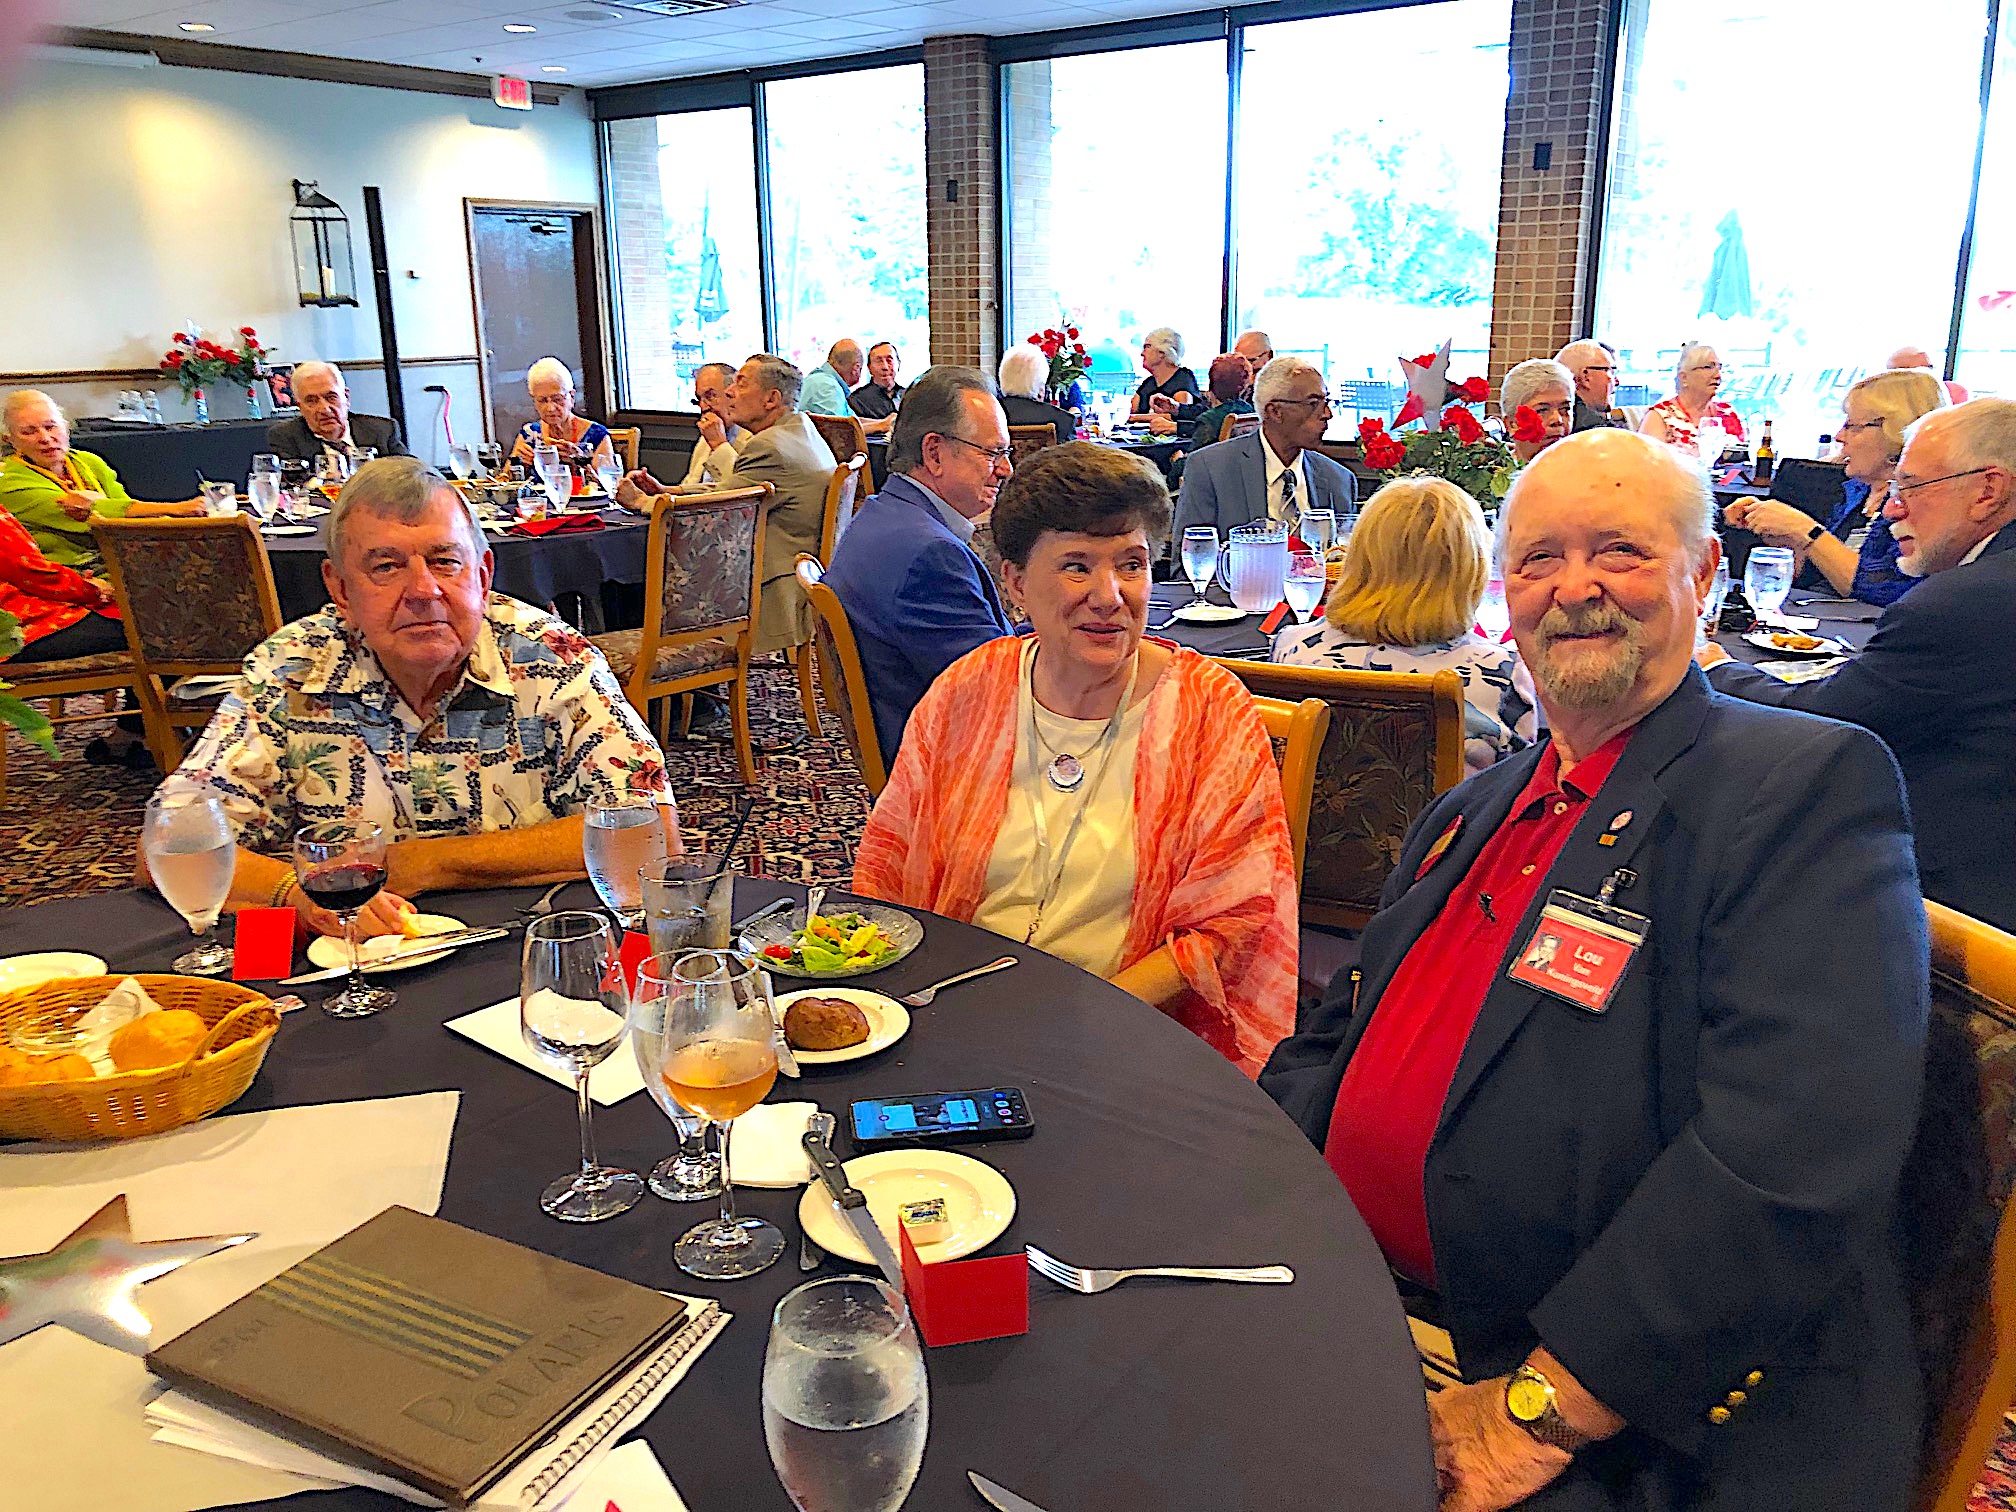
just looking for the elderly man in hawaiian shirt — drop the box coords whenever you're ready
[151,456,675,938]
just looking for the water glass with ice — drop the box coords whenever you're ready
[1179,526,1219,605]
[640,857,734,957]
[142,791,234,975]
[1744,547,1795,622]
[583,798,678,928]
[1284,552,1326,624]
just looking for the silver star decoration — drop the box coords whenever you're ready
[1394,339,1454,427]
[0,1195,255,1354]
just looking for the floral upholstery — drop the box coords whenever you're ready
[810,610,872,781]
[1008,426,1059,469]
[589,630,735,686]
[96,523,273,663]
[968,514,1024,626]
[659,494,759,635]
[808,414,866,467]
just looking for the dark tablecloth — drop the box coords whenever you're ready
[0,879,1436,1512]
[261,511,652,621]
[71,420,271,501]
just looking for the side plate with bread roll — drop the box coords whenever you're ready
[774,987,911,1065]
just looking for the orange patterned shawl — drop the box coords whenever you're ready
[854,637,1298,1075]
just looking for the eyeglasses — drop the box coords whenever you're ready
[937,433,1013,465]
[1268,395,1332,412]
[1837,419,1887,435]
[1684,363,1723,374]
[1887,467,1991,500]
[1582,365,1616,375]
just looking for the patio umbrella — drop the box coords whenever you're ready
[694,200,728,324]
[1699,210,1753,320]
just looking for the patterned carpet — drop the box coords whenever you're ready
[1975,1422,2016,1511]
[0,664,872,908]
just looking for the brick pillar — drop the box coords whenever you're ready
[923,35,1000,373]
[604,116,679,409]
[1488,0,1615,386]
[1002,57,1053,348]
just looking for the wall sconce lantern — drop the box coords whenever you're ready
[290,179,358,308]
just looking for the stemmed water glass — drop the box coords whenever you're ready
[1283,553,1326,625]
[1744,546,1795,623]
[534,444,569,513]
[247,454,281,524]
[1477,575,1511,641]
[521,912,645,1222]
[646,949,785,1279]
[1179,525,1220,607]
[292,820,395,1018]
[763,1277,929,1512]
[593,452,623,502]
[631,952,724,1203]
[582,798,679,930]
[1299,508,1337,560]
[142,792,235,975]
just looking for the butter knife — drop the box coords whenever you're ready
[803,1126,904,1294]
[969,1471,1053,1512]
[800,1112,835,1271]
[277,926,509,985]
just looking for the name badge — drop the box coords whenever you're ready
[1507,888,1650,1014]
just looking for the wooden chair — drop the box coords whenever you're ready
[92,514,284,767]
[589,484,771,785]
[1905,900,2016,1512]
[794,553,888,798]
[1226,412,1262,440]
[606,426,642,472]
[1248,693,1330,888]
[1215,659,1465,929]
[808,413,868,468]
[1008,424,1061,468]
[796,454,869,736]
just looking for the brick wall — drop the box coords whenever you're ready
[603,116,680,409]
[1487,0,1615,384]
[923,35,1001,373]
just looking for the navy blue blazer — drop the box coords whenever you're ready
[823,475,1013,768]
[1171,431,1357,539]
[1262,670,1928,1509]
[1710,519,2016,932]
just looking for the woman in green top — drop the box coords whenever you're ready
[1,390,201,570]
[1186,353,1256,449]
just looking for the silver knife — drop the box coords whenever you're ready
[731,896,794,934]
[802,1126,905,1295]
[969,1471,1053,1512]
[277,926,510,985]
[800,1112,835,1271]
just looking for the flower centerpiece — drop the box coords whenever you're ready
[1025,323,1088,404]
[1356,340,1515,505]
[0,611,57,758]
[158,329,237,424]
[224,327,274,419]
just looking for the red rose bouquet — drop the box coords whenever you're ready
[158,330,237,397]
[224,326,273,384]
[1510,405,1549,444]
[1026,322,1088,395]
[1357,355,1513,504]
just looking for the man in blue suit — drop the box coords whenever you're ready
[824,366,1014,769]
[1264,431,1926,1511]
[1700,397,2016,932]
[1172,356,1356,538]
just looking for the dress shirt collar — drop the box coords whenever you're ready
[901,475,977,546]
[1518,725,1635,815]
[1259,431,1308,515]
[298,604,514,714]
[1960,532,1994,567]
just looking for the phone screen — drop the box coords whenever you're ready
[851,1089,1022,1143]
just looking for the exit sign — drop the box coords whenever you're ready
[492,75,532,110]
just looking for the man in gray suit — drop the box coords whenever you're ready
[1173,356,1355,538]
[714,354,834,655]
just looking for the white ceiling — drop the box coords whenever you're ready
[49,0,1193,87]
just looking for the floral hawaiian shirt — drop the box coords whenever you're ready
[165,594,670,852]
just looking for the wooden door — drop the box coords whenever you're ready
[466,201,609,446]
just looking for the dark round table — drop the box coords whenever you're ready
[0,879,1436,1512]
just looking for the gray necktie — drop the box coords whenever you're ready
[1278,466,1299,530]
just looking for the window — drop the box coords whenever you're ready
[603,107,764,412]
[1003,43,1228,408]
[1957,13,2016,397]
[1594,0,1987,450]
[763,64,930,377]
[1233,2,1510,407]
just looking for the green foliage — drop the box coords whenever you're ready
[0,611,57,757]
[1288,132,1492,308]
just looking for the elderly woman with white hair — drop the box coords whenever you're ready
[1,389,201,571]
[1499,358,1576,466]
[1130,327,1201,428]
[1639,342,1746,458]
[997,347,1080,447]
[510,357,615,477]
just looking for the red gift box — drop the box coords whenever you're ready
[898,1224,1028,1347]
[231,907,298,981]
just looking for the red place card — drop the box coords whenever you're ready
[232,907,298,981]
[617,930,655,996]
[899,1225,1029,1348]
[1258,600,1291,636]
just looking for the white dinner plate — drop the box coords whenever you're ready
[260,524,317,537]
[1171,602,1248,624]
[1743,630,1851,658]
[774,987,910,1065]
[0,952,108,993]
[797,1149,1016,1265]
[306,913,467,974]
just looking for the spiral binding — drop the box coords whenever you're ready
[522,1300,723,1504]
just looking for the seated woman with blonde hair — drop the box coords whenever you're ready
[1274,475,1534,771]
[854,443,1298,1076]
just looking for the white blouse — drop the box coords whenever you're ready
[972,650,1144,977]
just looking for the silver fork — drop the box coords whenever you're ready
[522,879,571,918]
[1025,1244,1293,1294]
[898,956,1018,1008]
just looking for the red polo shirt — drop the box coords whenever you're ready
[1324,729,1633,1286]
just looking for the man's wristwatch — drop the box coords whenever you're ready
[1804,520,1827,543]
[1505,1363,1593,1454]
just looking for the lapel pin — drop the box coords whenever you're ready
[1609,810,1634,831]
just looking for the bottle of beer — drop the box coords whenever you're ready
[1754,419,1775,485]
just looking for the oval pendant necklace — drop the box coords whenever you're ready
[1045,751,1085,792]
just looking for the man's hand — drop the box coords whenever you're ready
[1727,499,1821,552]
[1694,640,1732,670]
[1428,1378,1572,1512]
[293,886,414,940]
[616,469,665,512]
[1148,394,1174,416]
[1147,413,1178,436]
[697,413,728,450]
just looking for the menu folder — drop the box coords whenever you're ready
[145,1205,705,1508]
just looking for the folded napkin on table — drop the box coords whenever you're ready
[508,513,604,537]
[733,1100,821,1187]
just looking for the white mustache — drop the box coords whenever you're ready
[1537,604,1632,643]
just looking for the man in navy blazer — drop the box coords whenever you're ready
[823,366,1014,768]
[1263,431,1926,1510]
[1172,356,1356,538]
[1700,397,2016,932]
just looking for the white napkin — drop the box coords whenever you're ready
[443,1000,645,1107]
[731,1100,821,1187]
[50,976,168,1074]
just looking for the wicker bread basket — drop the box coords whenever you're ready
[0,975,280,1141]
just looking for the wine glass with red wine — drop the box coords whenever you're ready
[292,820,396,1018]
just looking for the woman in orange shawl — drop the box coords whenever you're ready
[854,442,1297,1076]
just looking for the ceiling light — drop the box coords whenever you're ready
[541,65,568,72]
[502,22,538,32]
[178,21,215,31]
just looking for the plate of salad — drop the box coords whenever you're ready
[742,903,924,979]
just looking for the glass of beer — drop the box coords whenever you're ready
[650,949,785,1278]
